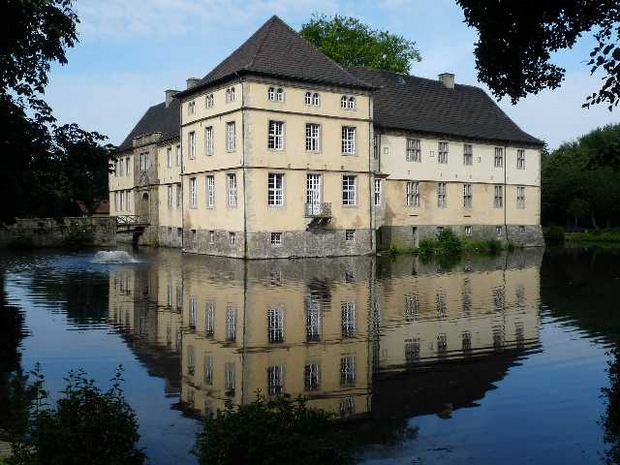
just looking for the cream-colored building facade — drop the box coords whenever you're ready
[109,15,544,258]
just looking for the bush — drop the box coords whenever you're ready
[194,395,355,465]
[7,234,34,249]
[545,225,565,243]
[435,229,463,254]
[8,365,145,465]
[61,227,94,249]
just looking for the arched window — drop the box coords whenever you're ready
[348,96,356,109]
[341,95,348,108]
[268,86,276,101]
[312,93,320,106]
[276,88,284,102]
[305,92,312,105]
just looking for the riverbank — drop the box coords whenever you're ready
[566,229,620,242]
[386,229,516,256]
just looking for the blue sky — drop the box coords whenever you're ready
[44,0,618,149]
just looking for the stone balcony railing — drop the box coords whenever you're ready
[304,202,332,218]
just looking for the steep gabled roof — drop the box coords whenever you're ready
[177,15,372,97]
[347,67,542,146]
[117,99,180,152]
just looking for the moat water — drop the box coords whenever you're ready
[1,246,619,464]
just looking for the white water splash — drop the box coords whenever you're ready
[91,250,138,264]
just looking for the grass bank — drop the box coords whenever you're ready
[566,229,620,242]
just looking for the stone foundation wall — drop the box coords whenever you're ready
[0,217,116,248]
[157,226,183,248]
[182,228,245,258]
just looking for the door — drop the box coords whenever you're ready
[306,174,322,215]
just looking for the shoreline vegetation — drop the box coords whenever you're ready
[544,226,620,245]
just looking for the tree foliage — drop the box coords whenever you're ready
[457,0,620,109]
[542,124,620,227]
[300,14,421,74]
[194,394,355,465]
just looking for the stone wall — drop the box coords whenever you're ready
[0,217,116,248]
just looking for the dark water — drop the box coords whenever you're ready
[1,246,619,464]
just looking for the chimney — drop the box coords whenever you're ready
[438,72,455,89]
[186,78,200,90]
[165,89,180,108]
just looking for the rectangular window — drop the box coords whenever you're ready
[188,100,195,115]
[229,232,236,245]
[406,181,420,207]
[188,131,196,160]
[463,183,472,208]
[517,186,526,208]
[267,366,284,396]
[374,179,382,206]
[438,142,449,164]
[405,294,419,321]
[206,175,215,208]
[306,297,321,342]
[189,295,198,329]
[465,225,473,237]
[268,120,284,150]
[517,149,526,169]
[464,144,473,165]
[340,355,356,387]
[341,302,356,337]
[437,333,448,354]
[189,178,197,208]
[270,232,282,247]
[176,184,182,208]
[167,147,172,168]
[225,362,235,391]
[267,308,284,343]
[407,138,421,162]
[167,185,173,209]
[119,191,124,211]
[205,126,213,156]
[304,363,320,391]
[341,126,356,154]
[305,123,320,152]
[494,185,504,208]
[226,307,236,342]
[205,301,215,336]
[125,157,130,175]
[176,145,181,167]
[494,147,504,168]
[119,159,124,176]
[267,173,284,206]
[437,182,447,208]
[373,134,379,160]
[226,122,236,152]
[405,338,421,363]
[342,175,357,206]
[227,173,237,208]
[208,230,215,244]
[345,229,355,242]
[204,355,213,385]
[496,225,503,237]
[126,190,131,210]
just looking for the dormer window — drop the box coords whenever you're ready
[341,95,356,110]
[306,92,320,106]
[205,93,214,108]
[305,92,312,105]
[268,87,285,102]
[188,100,196,115]
[225,87,236,103]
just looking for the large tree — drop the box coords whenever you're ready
[457,0,620,110]
[300,14,421,74]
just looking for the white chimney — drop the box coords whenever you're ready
[438,72,455,89]
[165,89,180,108]
[186,78,200,90]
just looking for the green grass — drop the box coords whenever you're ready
[566,229,620,242]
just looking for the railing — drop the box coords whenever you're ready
[304,202,332,218]
[116,215,149,226]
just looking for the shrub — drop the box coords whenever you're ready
[8,365,145,465]
[545,225,565,243]
[61,227,94,248]
[435,229,463,254]
[194,395,355,465]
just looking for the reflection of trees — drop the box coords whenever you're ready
[602,346,620,464]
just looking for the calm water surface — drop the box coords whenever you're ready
[1,246,619,464]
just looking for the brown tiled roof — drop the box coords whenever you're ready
[177,15,373,98]
[117,99,180,152]
[347,66,543,146]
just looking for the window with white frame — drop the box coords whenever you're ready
[463,183,473,208]
[205,301,215,336]
[407,138,421,162]
[517,186,526,208]
[268,86,276,101]
[167,147,172,168]
[517,149,526,169]
[345,229,355,242]
[208,230,215,244]
[406,181,420,207]
[267,173,284,206]
[494,185,503,208]
[342,175,357,206]
[465,225,473,237]
[227,173,237,207]
[268,120,284,150]
[268,307,284,343]
[167,185,173,209]
[206,175,215,208]
[270,232,282,247]
[374,179,382,206]
[405,294,419,321]
[188,131,196,160]
[225,87,236,103]
[205,93,214,108]
[340,355,356,386]
[175,184,182,208]
[437,182,447,208]
[276,87,284,101]
[305,91,312,105]
[189,178,197,208]
[305,123,320,152]
[226,307,236,342]
[139,152,149,171]
[438,142,449,164]
[341,302,356,337]
[306,296,321,342]
[342,126,356,154]
[267,365,284,396]
[496,225,503,237]
[304,363,320,391]
[176,144,181,167]
[229,232,236,245]
[340,95,348,108]
[312,92,320,105]
[226,122,236,151]
[464,144,473,165]
[188,100,196,115]
[205,126,213,156]
[494,147,504,168]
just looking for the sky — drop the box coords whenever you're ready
[43,0,619,149]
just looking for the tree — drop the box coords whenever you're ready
[300,14,421,74]
[457,1,620,110]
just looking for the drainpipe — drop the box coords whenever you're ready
[368,94,374,255]
[180,101,185,252]
[239,72,248,260]
[504,142,508,244]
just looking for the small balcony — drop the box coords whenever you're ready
[305,202,332,218]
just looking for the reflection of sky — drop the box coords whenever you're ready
[5,263,199,465]
[362,313,609,464]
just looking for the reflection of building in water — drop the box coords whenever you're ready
[108,249,542,421]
